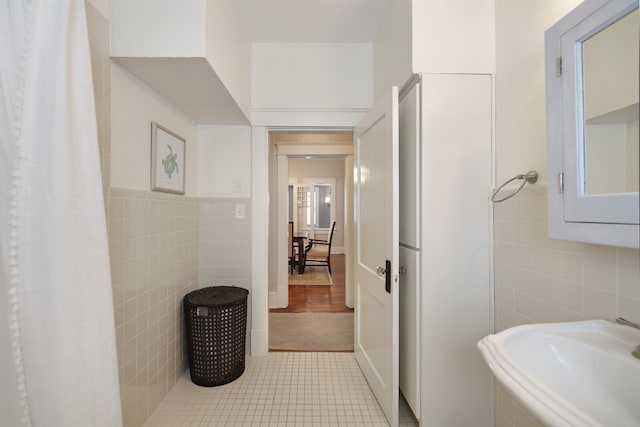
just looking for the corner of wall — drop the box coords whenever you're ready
[373,0,413,99]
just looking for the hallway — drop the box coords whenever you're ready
[144,352,418,426]
[269,254,353,351]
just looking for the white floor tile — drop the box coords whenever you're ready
[144,352,418,427]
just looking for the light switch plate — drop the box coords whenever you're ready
[235,204,245,219]
[233,177,244,193]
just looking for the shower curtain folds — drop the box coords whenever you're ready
[0,1,123,426]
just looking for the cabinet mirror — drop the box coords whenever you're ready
[582,9,638,195]
[546,0,639,248]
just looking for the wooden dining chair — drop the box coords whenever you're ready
[303,221,336,274]
[288,221,295,274]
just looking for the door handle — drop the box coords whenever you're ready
[385,259,391,293]
[376,261,392,293]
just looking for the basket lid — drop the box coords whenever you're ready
[184,286,249,307]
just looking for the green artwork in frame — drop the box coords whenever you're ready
[151,122,185,194]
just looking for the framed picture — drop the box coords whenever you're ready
[151,122,185,194]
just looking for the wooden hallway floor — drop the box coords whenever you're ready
[270,254,353,314]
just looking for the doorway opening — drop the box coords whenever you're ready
[266,131,354,351]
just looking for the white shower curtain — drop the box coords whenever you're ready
[0,1,122,426]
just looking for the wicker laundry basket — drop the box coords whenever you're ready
[184,286,249,386]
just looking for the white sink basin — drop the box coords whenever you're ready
[478,320,640,426]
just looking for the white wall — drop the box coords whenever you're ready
[267,136,278,294]
[626,119,640,191]
[495,0,582,182]
[198,125,251,198]
[110,0,205,57]
[373,0,413,100]
[205,0,252,121]
[87,0,109,19]
[288,158,345,180]
[110,0,251,125]
[374,0,494,99]
[111,63,199,195]
[252,43,373,111]
[412,0,495,74]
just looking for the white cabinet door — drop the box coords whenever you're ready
[399,80,421,420]
[399,245,420,419]
[420,74,493,427]
[399,82,421,249]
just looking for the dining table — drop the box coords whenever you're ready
[292,233,309,274]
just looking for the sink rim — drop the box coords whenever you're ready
[478,319,640,427]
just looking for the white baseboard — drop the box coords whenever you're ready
[268,290,287,309]
[250,328,268,356]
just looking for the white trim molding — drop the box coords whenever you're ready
[251,108,368,128]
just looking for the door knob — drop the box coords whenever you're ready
[376,266,387,276]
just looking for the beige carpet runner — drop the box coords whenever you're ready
[269,313,353,351]
[288,266,333,285]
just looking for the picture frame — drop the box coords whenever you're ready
[151,122,185,194]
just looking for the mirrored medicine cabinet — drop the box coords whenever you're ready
[545,0,639,248]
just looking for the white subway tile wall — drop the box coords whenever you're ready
[198,199,252,290]
[493,185,640,426]
[495,382,545,427]
[109,188,199,427]
[198,199,253,354]
[494,185,640,329]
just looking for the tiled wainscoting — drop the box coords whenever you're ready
[198,199,252,290]
[106,191,253,427]
[199,199,253,350]
[108,188,199,427]
[494,185,640,329]
[493,185,640,426]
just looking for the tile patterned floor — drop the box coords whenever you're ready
[144,352,418,426]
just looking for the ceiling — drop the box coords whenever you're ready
[239,0,390,43]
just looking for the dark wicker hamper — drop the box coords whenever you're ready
[184,286,249,387]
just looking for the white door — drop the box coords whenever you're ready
[354,87,400,427]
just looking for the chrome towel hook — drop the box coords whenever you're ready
[491,171,538,203]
